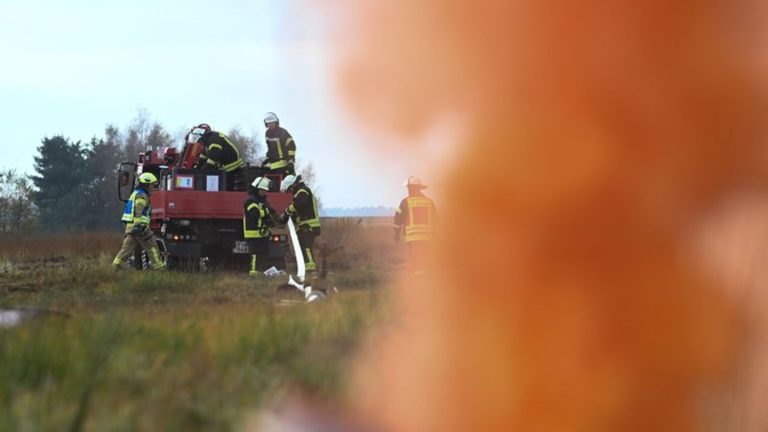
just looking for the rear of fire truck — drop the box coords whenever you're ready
[117,141,292,271]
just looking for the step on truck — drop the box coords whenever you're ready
[117,140,293,271]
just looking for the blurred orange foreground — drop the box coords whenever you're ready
[332,0,768,431]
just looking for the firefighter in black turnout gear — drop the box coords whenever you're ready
[243,177,276,276]
[188,124,246,190]
[279,175,321,282]
[262,112,296,176]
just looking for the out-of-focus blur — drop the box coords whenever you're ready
[327,0,768,431]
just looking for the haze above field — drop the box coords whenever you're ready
[0,0,447,208]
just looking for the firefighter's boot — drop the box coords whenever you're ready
[148,246,166,270]
[111,259,125,272]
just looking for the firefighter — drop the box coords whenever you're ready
[279,174,321,283]
[243,176,276,276]
[393,176,437,272]
[112,173,165,270]
[189,124,246,190]
[262,112,296,176]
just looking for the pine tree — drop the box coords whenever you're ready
[32,136,89,231]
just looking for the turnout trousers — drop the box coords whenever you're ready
[112,230,165,270]
[248,238,269,276]
[298,230,319,273]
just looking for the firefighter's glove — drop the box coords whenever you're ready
[131,224,146,236]
[278,213,290,224]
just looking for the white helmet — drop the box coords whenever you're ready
[405,176,427,189]
[251,176,271,191]
[263,112,279,125]
[280,174,297,192]
[186,124,211,144]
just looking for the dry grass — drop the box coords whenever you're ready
[0,232,121,260]
[0,219,401,431]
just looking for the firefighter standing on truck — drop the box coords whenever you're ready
[279,174,321,283]
[112,173,166,270]
[243,176,276,276]
[262,112,296,176]
[188,123,245,190]
[394,176,437,273]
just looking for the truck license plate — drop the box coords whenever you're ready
[233,241,249,254]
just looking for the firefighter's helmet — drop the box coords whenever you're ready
[405,176,427,189]
[138,172,158,185]
[187,123,211,144]
[263,112,279,126]
[280,174,298,192]
[251,176,271,191]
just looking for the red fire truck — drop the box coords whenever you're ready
[118,141,293,270]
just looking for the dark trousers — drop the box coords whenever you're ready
[248,238,269,275]
[298,230,319,272]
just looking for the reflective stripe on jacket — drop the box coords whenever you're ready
[199,132,245,172]
[265,126,296,167]
[286,184,320,232]
[243,196,272,239]
[395,195,436,242]
[122,188,151,227]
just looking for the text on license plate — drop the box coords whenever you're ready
[233,241,249,254]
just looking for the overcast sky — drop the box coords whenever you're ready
[0,0,430,208]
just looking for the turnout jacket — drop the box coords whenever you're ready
[264,126,296,169]
[121,188,151,233]
[198,131,245,172]
[286,182,320,234]
[394,192,437,242]
[243,194,275,239]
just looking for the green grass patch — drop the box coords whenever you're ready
[0,252,391,431]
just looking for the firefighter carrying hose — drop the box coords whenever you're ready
[188,123,245,190]
[243,176,277,276]
[112,173,165,270]
[262,112,296,176]
[394,176,437,272]
[279,174,321,283]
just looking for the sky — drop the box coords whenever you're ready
[0,0,440,208]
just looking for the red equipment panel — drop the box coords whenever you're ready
[150,191,293,220]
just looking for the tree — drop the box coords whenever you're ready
[121,109,173,159]
[123,109,151,160]
[146,123,172,152]
[226,127,263,164]
[32,136,89,231]
[0,170,36,235]
[81,134,124,230]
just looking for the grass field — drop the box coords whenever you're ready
[0,219,399,431]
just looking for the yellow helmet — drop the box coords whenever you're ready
[138,173,158,185]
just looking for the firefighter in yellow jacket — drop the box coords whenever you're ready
[112,173,165,270]
[243,176,276,276]
[394,176,437,271]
